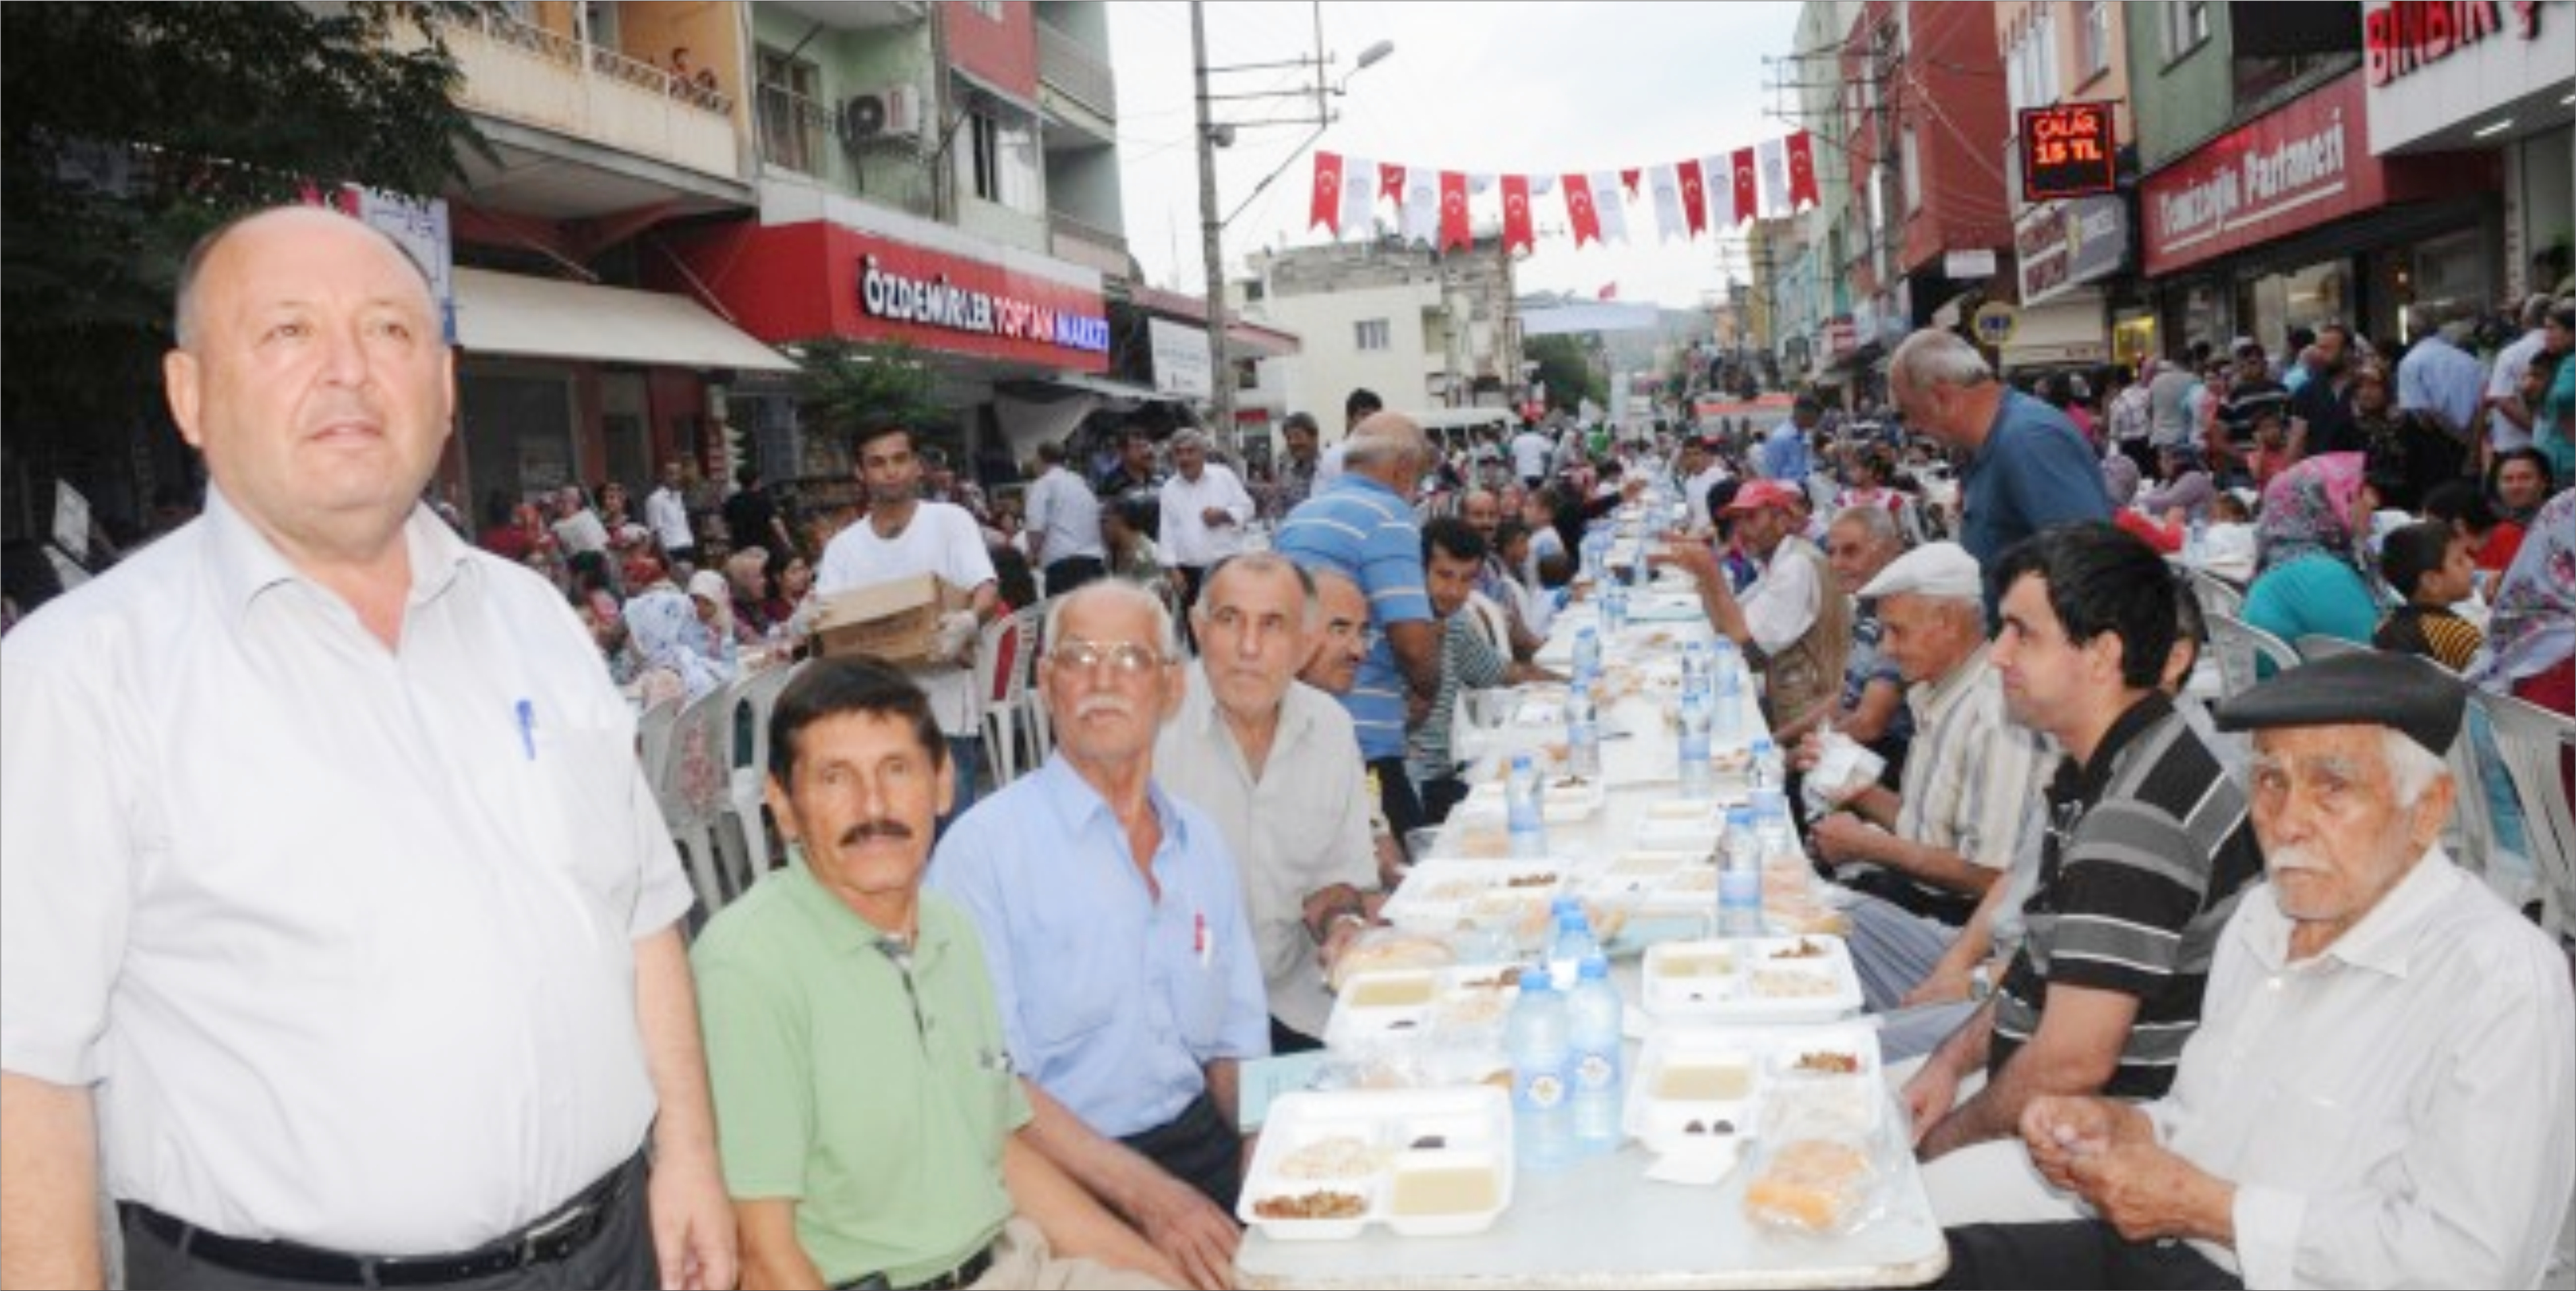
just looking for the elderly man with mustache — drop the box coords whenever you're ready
[1938,650,2576,1289]
[928,582,1268,1290]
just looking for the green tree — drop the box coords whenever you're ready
[1526,333,1605,413]
[788,336,946,457]
[1,2,485,532]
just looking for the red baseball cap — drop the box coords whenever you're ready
[1723,480,1805,514]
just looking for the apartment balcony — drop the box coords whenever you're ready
[418,7,746,206]
[1037,21,1116,144]
[1048,211,1131,279]
[755,81,937,221]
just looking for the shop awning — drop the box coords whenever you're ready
[1999,289,2110,371]
[452,268,798,373]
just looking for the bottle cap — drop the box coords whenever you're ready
[1518,973,1555,996]
[1577,955,1610,979]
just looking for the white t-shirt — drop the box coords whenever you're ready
[643,485,694,552]
[815,502,999,735]
[1025,465,1105,565]
[1511,430,1553,480]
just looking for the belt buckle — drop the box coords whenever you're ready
[517,1201,595,1266]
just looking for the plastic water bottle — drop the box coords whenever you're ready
[1718,807,1766,936]
[1747,737,1782,795]
[1566,684,1602,780]
[1572,627,1602,688]
[1508,975,1577,1171]
[1631,544,1653,590]
[1712,648,1746,746]
[1602,581,1629,636]
[1678,689,1713,800]
[1506,753,1547,859]
[1547,901,1600,990]
[1680,641,1711,703]
[1567,956,1625,1157]
[1751,789,1796,866]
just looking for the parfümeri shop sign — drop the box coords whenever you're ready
[858,254,1109,355]
[2142,72,2397,278]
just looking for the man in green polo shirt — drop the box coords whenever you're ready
[693,658,1179,1290]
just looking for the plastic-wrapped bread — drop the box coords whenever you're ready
[1327,931,1455,992]
[1743,1138,1874,1233]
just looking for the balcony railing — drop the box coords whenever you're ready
[755,81,937,219]
[1036,21,1115,121]
[422,7,741,180]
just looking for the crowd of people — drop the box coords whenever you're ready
[3,206,2572,1291]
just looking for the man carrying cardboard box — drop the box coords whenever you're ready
[817,422,1002,827]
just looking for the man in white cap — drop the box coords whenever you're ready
[1800,540,2048,932]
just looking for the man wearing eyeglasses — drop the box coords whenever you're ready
[1156,554,1379,1054]
[927,582,1268,1291]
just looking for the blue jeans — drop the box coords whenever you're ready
[938,735,984,840]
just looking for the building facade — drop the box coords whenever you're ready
[1237,235,1521,444]
[1992,0,2144,376]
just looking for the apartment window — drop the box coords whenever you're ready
[757,47,825,176]
[2036,8,2059,103]
[1235,358,1260,390]
[1900,127,1920,215]
[1355,319,1391,351]
[2164,0,2210,59]
[2080,0,2111,78]
[970,0,1004,18]
[962,99,1041,211]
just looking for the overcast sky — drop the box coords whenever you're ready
[1105,1,1806,312]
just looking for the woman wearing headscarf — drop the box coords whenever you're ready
[624,583,737,703]
[2100,454,2184,554]
[2470,488,2575,718]
[2241,451,2383,654]
[686,569,744,670]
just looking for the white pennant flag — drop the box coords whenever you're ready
[1529,174,1557,196]
[1649,163,1687,243]
[1467,172,1496,196]
[1403,167,1440,244]
[1701,155,1735,229]
[1757,137,1789,217]
[1339,154,1374,237]
[1588,171,1628,244]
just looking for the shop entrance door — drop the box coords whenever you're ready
[461,366,576,513]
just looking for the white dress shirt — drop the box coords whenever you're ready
[1024,465,1104,566]
[0,488,693,1253]
[1739,536,1824,655]
[1156,463,1256,569]
[2484,327,2546,451]
[815,502,999,737]
[2148,853,2576,1288]
[1511,430,1553,480]
[643,484,695,552]
[1154,667,1377,1039]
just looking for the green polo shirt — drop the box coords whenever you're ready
[692,861,1031,1286]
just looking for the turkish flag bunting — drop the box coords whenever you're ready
[1438,170,1471,251]
[1677,155,1709,236]
[1597,282,1618,301]
[1730,148,1758,227]
[1786,130,1821,210]
[1562,172,1600,246]
[1378,163,1405,205]
[1310,150,1343,233]
[1500,173,1535,254]
[1620,168,1643,197]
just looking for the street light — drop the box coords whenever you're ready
[1192,2,1392,453]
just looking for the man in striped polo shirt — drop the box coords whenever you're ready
[1901,524,2263,1227]
[1275,413,1442,842]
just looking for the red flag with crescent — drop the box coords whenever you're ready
[1500,173,1535,254]
[1730,148,1758,227]
[1786,131,1821,210]
[1378,162,1405,206]
[1676,155,1709,236]
[1563,172,1600,246]
[1439,170,1471,250]
[1310,151,1343,233]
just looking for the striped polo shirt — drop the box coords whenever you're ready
[1991,694,2264,1101]
[1274,474,1432,760]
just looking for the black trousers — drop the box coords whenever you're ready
[1419,774,1469,826]
[1939,1222,2242,1290]
[1370,756,1427,853]
[1174,564,1210,650]
[1270,1015,1324,1055]
[1043,556,1105,598]
[1119,1091,1243,1215]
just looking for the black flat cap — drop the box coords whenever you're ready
[2213,652,2467,755]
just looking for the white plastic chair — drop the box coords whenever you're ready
[2184,567,2246,624]
[2473,690,2576,944]
[722,661,804,884]
[649,683,747,931]
[2293,634,2366,664]
[1013,603,1052,770]
[976,612,1032,787]
[2205,612,2302,699]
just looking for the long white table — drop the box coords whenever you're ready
[1237,564,1951,1290]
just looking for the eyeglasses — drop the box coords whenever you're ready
[1322,620,1382,652]
[1046,637,1170,676]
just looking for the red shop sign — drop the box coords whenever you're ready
[2142,73,2404,278]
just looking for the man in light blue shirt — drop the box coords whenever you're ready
[2396,306,2488,444]
[1763,397,1819,482]
[1273,413,1440,841]
[927,581,1266,1290]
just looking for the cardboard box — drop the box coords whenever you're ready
[808,573,974,668]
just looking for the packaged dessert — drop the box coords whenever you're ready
[1742,1137,1880,1235]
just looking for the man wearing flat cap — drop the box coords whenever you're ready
[1664,478,1850,734]
[1939,652,2576,1290]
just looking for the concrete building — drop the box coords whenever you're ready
[1237,234,1522,445]
[1991,0,2143,377]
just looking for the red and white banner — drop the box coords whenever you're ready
[1678,154,1710,236]
[1309,150,1343,233]
[1438,170,1472,251]
[1500,173,1535,254]
[1562,172,1600,246]
[1730,149,1758,227]
[1786,130,1821,210]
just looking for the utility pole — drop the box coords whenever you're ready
[1191,1,1232,449]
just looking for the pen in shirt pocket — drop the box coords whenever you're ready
[1193,910,1211,967]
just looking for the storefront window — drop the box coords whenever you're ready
[460,368,575,513]
[2238,260,2350,359]
[2404,228,2492,339]
[2112,311,2157,373]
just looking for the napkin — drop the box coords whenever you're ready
[1643,1139,1744,1187]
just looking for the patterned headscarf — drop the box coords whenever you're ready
[2256,451,2368,577]
[2471,488,2575,691]
[624,587,734,702]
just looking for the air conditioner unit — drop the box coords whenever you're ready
[839,84,923,146]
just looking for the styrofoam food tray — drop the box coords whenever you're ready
[1238,1086,1515,1240]
[1638,934,1864,1024]
[1624,1021,1883,1154]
